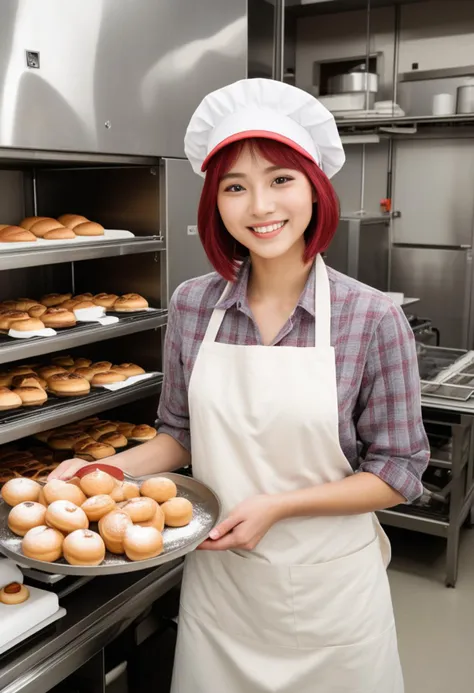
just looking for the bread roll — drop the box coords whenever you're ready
[57,214,88,229]
[0,226,37,242]
[45,500,89,534]
[73,367,96,382]
[115,422,135,438]
[47,373,90,396]
[9,318,46,332]
[76,442,116,461]
[74,358,92,368]
[8,501,46,536]
[28,304,48,319]
[98,432,128,449]
[42,308,76,328]
[81,494,116,522]
[0,311,29,330]
[91,371,127,385]
[22,525,64,562]
[119,497,157,523]
[63,529,105,566]
[9,299,38,311]
[0,387,22,411]
[72,300,97,311]
[90,361,112,374]
[141,477,177,503]
[43,479,86,505]
[51,355,75,367]
[80,470,116,496]
[73,293,93,301]
[93,293,118,309]
[130,425,157,442]
[162,497,193,527]
[20,216,47,230]
[0,372,13,387]
[41,293,72,308]
[13,386,48,406]
[48,431,90,450]
[113,294,148,312]
[44,227,76,240]
[88,422,118,440]
[123,525,163,561]
[38,365,67,380]
[73,222,104,237]
[112,363,146,378]
[30,219,65,238]
[1,478,41,506]
[8,365,36,376]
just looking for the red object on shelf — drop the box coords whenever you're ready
[75,463,124,481]
[380,198,391,212]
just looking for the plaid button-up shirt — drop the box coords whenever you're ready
[157,259,429,503]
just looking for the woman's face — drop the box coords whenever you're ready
[217,143,314,261]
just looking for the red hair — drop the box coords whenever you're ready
[197,138,340,281]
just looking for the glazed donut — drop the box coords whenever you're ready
[41,308,76,328]
[98,510,132,554]
[93,293,118,309]
[45,500,89,533]
[129,425,157,442]
[41,293,73,308]
[0,387,22,411]
[137,504,165,533]
[81,494,116,522]
[119,497,157,523]
[0,583,30,604]
[140,477,177,504]
[162,497,193,527]
[79,469,116,497]
[8,501,47,536]
[113,294,149,312]
[88,423,118,440]
[91,371,127,385]
[112,363,146,378]
[47,373,90,396]
[110,481,140,502]
[123,525,164,561]
[12,386,48,407]
[63,529,106,566]
[43,479,87,506]
[22,525,64,562]
[1,478,41,506]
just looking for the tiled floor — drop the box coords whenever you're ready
[387,526,474,693]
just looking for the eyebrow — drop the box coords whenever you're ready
[220,165,286,181]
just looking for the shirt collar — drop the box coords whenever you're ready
[215,257,316,317]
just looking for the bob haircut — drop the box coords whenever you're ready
[197,137,340,281]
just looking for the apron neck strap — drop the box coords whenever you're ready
[314,254,331,348]
[203,281,232,343]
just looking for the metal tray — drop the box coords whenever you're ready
[0,473,221,576]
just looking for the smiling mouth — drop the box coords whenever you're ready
[248,220,287,236]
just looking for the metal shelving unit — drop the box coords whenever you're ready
[0,375,163,445]
[0,309,167,365]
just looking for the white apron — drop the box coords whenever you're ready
[171,255,403,693]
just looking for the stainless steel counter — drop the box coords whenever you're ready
[0,559,183,693]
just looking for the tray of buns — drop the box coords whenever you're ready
[0,468,221,576]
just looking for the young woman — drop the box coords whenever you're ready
[51,79,429,692]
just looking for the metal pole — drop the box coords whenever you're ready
[364,0,371,111]
[272,0,285,82]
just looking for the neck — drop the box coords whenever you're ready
[248,241,313,303]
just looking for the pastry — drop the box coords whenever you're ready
[0,372,13,387]
[51,355,75,367]
[140,477,177,503]
[0,226,37,242]
[9,318,46,332]
[112,363,146,378]
[113,294,149,312]
[48,431,90,450]
[43,228,76,240]
[129,425,157,442]
[28,304,48,319]
[137,504,165,532]
[12,375,47,389]
[0,387,22,411]
[0,583,30,605]
[122,525,163,561]
[90,361,112,373]
[73,222,104,236]
[98,510,132,554]
[41,293,73,308]
[88,423,118,440]
[43,479,87,505]
[119,497,157,523]
[81,494,116,521]
[8,501,47,536]
[30,219,65,238]
[8,299,38,311]
[73,293,94,301]
[45,500,89,533]
[110,481,140,502]
[63,529,106,566]
[57,214,88,229]
[12,386,48,406]
[1,477,41,506]
[38,365,67,380]
[80,469,116,496]
[41,308,76,328]
[0,311,30,330]
[76,442,116,461]
[72,367,96,382]
[47,373,90,396]
[78,417,101,427]
[72,437,95,453]
[59,299,79,311]
[98,432,128,449]
[22,525,64,561]
[72,300,98,311]
[114,422,135,438]
[91,371,127,385]
[6,363,35,375]
[161,497,193,527]
[93,293,118,309]
[74,358,92,368]
[19,216,47,230]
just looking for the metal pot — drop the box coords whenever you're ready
[327,71,378,95]
[456,84,474,114]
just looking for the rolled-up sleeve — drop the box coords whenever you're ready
[356,303,430,503]
[156,293,191,452]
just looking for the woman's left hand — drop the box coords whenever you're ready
[198,494,282,551]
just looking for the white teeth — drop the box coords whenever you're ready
[251,221,285,234]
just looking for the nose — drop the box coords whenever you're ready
[248,185,276,218]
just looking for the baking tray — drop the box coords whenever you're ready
[0,473,221,576]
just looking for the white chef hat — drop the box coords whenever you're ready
[184,78,345,179]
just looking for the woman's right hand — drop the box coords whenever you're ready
[47,458,92,481]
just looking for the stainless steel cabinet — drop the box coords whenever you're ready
[0,0,247,157]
